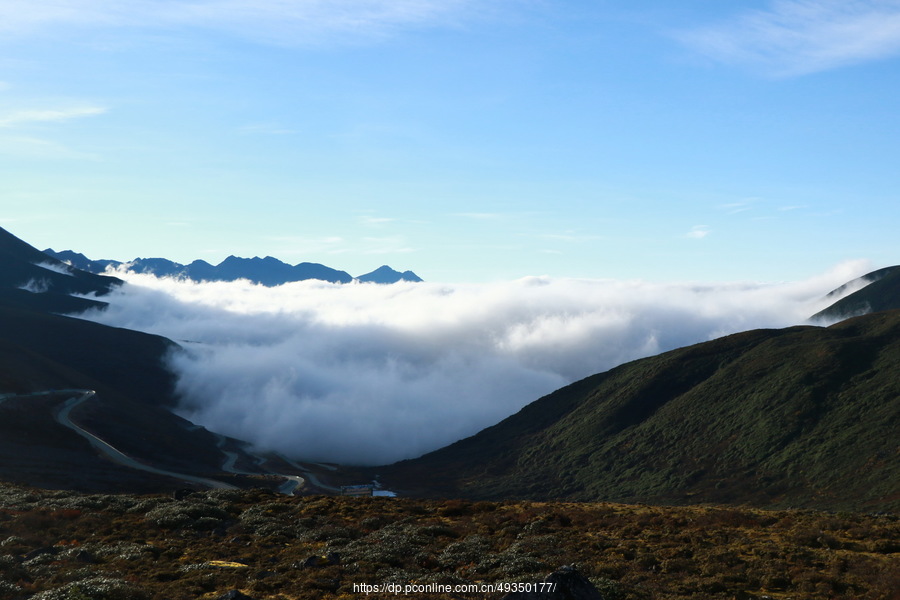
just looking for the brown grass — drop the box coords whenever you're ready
[0,485,896,600]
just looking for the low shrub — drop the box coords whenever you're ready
[30,576,149,600]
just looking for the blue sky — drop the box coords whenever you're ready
[2,0,899,282]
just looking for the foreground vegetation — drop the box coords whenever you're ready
[0,484,896,600]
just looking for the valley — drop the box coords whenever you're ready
[0,225,897,599]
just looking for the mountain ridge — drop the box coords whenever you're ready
[374,309,900,511]
[43,248,422,285]
[811,265,900,322]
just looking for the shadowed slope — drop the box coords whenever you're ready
[812,266,900,322]
[0,228,119,293]
[379,311,900,511]
[0,227,253,491]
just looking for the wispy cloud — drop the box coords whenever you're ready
[686,225,711,239]
[0,135,100,160]
[266,233,413,258]
[359,215,396,227]
[0,106,107,160]
[0,0,483,45]
[537,231,602,243]
[0,106,107,128]
[450,213,508,221]
[267,235,348,256]
[239,122,297,135]
[717,199,758,214]
[680,0,900,76]
[361,236,414,254]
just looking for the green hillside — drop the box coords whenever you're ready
[812,266,900,322]
[379,310,900,512]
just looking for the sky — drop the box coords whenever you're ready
[2,0,900,282]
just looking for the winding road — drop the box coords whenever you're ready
[275,454,342,493]
[210,432,307,495]
[54,390,238,490]
[2,389,345,495]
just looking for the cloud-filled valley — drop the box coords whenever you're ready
[79,261,869,465]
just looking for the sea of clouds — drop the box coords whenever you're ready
[79,261,870,465]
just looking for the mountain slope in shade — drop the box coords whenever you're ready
[40,249,121,275]
[812,265,900,322]
[0,228,121,315]
[0,228,173,403]
[376,310,900,512]
[0,227,291,492]
[43,248,421,285]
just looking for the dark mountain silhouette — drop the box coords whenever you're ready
[357,265,423,283]
[376,309,900,512]
[0,228,120,312]
[0,227,317,493]
[811,265,900,322]
[43,248,421,285]
[214,255,353,285]
[124,256,186,278]
[41,249,121,275]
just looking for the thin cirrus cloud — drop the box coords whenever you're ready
[0,0,483,44]
[0,135,99,160]
[0,106,107,128]
[686,225,710,239]
[361,236,414,254]
[679,0,900,76]
[0,106,107,160]
[79,261,869,465]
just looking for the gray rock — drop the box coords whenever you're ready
[501,565,604,600]
[217,590,255,600]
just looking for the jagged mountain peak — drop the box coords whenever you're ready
[357,265,423,284]
[42,247,419,286]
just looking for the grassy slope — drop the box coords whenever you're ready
[812,266,900,321]
[380,311,900,511]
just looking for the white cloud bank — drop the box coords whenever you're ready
[680,0,900,76]
[80,261,870,465]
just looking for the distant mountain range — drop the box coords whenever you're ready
[2,225,899,511]
[42,248,423,285]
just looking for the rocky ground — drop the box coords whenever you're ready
[0,483,897,599]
